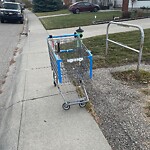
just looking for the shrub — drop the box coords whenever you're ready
[32,0,63,13]
[136,10,143,18]
[122,11,131,19]
[22,0,32,8]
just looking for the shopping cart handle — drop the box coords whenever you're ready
[48,33,80,39]
[48,35,53,38]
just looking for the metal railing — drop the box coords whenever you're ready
[106,21,144,72]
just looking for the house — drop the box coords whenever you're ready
[63,0,114,6]
[63,0,150,8]
[114,0,150,8]
[128,0,150,8]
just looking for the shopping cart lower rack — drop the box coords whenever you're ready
[47,33,92,110]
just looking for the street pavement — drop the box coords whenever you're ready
[0,22,23,87]
[0,10,112,150]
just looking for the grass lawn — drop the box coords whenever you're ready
[40,11,122,30]
[83,28,150,102]
[35,9,69,17]
[82,28,150,68]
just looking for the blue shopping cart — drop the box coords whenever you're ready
[47,33,92,110]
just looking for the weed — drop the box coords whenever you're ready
[9,58,16,66]
[85,101,100,124]
[2,80,5,85]
[141,88,150,95]
[144,101,150,117]
[112,70,150,85]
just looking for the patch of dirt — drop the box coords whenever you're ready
[111,69,150,88]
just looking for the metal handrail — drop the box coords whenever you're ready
[106,21,144,72]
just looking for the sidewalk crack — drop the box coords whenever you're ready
[0,93,59,112]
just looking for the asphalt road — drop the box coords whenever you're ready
[0,22,23,87]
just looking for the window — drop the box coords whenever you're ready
[3,3,19,10]
[77,2,84,6]
[84,2,91,6]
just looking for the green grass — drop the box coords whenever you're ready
[131,9,150,18]
[82,28,150,68]
[40,11,121,30]
[35,9,69,17]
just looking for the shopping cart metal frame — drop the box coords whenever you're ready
[47,33,92,110]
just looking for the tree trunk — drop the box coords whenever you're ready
[122,0,129,12]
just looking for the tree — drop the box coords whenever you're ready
[22,0,32,8]
[32,0,63,12]
[122,0,130,18]
[122,0,129,12]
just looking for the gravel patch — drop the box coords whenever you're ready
[85,64,150,150]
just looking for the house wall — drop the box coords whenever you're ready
[114,0,122,7]
[87,0,111,5]
[69,0,114,5]
[128,0,150,8]
[115,0,150,8]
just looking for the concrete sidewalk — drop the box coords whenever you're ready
[0,10,112,150]
[48,18,150,38]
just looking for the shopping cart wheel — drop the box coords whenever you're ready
[79,102,86,108]
[62,103,70,110]
[54,81,56,87]
[53,72,57,87]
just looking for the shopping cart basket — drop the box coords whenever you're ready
[47,33,92,110]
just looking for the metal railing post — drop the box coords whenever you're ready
[106,22,111,56]
[106,21,144,72]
